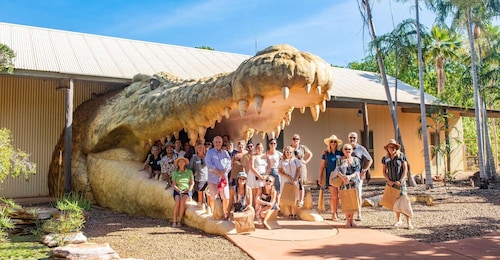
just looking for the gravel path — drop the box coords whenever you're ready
[83,180,499,259]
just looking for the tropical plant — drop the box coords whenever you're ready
[0,198,21,242]
[0,128,37,182]
[426,0,500,187]
[41,193,89,245]
[0,43,15,73]
[424,25,462,95]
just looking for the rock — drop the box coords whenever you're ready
[51,243,120,259]
[41,231,87,247]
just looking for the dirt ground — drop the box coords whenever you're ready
[81,174,499,259]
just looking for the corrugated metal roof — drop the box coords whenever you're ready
[0,22,249,80]
[0,22,435,105]
[331,67,436,105]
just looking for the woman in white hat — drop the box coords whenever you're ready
[318,134,343,221]
[381,139,413,229]
[171,156,194,228]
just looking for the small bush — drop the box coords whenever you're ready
[0,198,21,242]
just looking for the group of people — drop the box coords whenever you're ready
[319,132,413,229]
[140,131,413,230]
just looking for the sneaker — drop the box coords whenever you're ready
[355,215,362,221]
[408,224,414,230]
[172,222,177,227]
[394,221,403,227]
[176,222,182,228]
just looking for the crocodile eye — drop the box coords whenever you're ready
[150,79,160,90]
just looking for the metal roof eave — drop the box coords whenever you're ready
[2,69,132,85]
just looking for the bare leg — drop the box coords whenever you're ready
[394,212,403,227]
[173,196,180,226]
[329,186,339,220]
[178,195,188,225]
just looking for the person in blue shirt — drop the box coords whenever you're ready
[319,135,343,221]
[205,136,232,220]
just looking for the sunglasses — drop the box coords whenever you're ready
[270,142,277,144]
[330,141,337,143]
[265,179,273,183]
[344,148,352,151]
[292,138,300,140]
[349,137,357,139]
[239,178,247,180]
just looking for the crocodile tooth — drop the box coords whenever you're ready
[310,105,320,122]
[166,135,172,142]
[300,107,306,114]
[254,95,264,114]
[281,119,286,129]
[238,99,249,117]
[148,139,154,146]
[324,93,331,101]
[244,130,252,141]
[260,131,266,140]
[305,83,311,94]
[281,86,290,100]
[188,130,198,146]
[317,86,322,95]
[173,132,179,140]
[198,127,207,139]
[224,107,231,119]
[320,100,327,112]
[267,130,275,139]
[216,113,222,123]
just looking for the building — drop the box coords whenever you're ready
[0,22,474,198]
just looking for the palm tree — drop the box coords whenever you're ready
[426,0,500,188]
[426,25,462,95]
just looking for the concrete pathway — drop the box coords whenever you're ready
[226,219,499,259]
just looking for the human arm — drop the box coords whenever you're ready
[318,158,326,186]
[302,145,313,164]
[244,186,253,211]
[140,154,151,171]
[294,159,302,182]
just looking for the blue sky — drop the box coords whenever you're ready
[0,0,446,66]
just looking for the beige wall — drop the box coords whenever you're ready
[0,75,124,198]
[283,105,465,183]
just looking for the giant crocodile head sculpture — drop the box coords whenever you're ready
[48,44,333,234]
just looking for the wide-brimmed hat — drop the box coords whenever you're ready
[237,172,248,179]
[384,139,401,151]
[163,142,175,149]
[174,157,189,167]
[323,135,343,146]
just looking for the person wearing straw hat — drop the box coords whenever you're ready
[319,134,344,221]
[381,139,414,229]
[171,156,194,228]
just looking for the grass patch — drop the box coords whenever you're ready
[0,234,51,259]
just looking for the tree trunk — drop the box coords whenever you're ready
[361,0,403,155]
[415,0,433,188]
[466,7,488,189]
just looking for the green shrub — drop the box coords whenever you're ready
[0,198,21,242]
[42,193,90,241]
